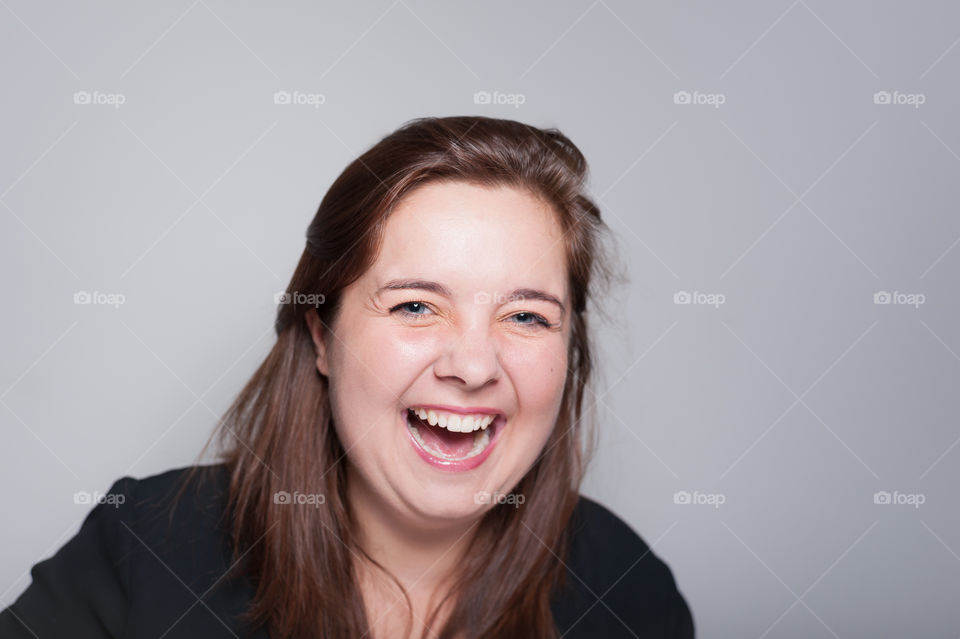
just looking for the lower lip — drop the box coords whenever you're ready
[403,410,504,472]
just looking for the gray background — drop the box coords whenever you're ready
[2,1,959,637]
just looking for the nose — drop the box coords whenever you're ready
[433,322,502,389]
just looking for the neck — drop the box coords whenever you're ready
[347,472,480,592]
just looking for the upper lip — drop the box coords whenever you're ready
[407,403,505,418]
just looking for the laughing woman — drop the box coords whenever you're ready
[0,116,695,638]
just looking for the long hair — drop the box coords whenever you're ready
[183,116,615,638]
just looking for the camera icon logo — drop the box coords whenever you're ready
[474,91,491,105]
[73,91,91,105]
[273,90,291,105]
[273,491,291,504]
[673,91,691,105]
[673,291,692,305]
[74,290,92,304]
[873,491,891,504]
[673,490,691,504]
[873,291,891,305]
[873,91,891,105]
[274,291,291,304]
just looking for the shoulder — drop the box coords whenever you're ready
[114,463,231,526]
[566,496,675,590]
[112,462,230,504]
[91,463,233,559]
[104,463,248,604]
[0,463,260,638]
[97,464,259,632]
[551,495,695,638]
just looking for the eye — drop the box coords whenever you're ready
[390,301,433,317]
[509,312,552,329]
[389,302,554,329]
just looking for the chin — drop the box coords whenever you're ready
[402,485,490,525]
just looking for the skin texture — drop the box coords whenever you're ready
[304,180,571,636]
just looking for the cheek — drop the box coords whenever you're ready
[503,340,567,464]
[497,340,568,485]
[327,326,439,446]
[387,328,444,370]
[338,324,435,394]
[501,338,568,422]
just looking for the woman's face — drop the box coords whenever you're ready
[306,180,570,525]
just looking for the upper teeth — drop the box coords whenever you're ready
[408,407,497,432]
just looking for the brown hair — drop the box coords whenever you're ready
[185,115,615,638]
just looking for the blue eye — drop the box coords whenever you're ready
[391,301,432,316]
[389,302,553,329]
[511,312,551,328]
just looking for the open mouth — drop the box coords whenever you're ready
[404,407,502,463]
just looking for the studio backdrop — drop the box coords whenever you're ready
[2,2,959,637]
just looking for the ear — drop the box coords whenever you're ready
[304,309,331,377]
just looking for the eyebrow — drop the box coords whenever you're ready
[377,279,566,316]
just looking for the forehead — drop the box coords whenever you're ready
[368,181,568,295]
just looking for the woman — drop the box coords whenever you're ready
[0,116,694,638]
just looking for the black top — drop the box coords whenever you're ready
[0,465,694,638]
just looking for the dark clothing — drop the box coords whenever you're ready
[0,465,694,638]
